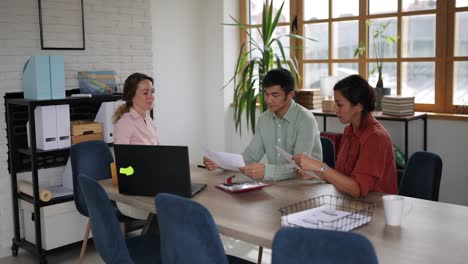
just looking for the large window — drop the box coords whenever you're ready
[241,0,468,114]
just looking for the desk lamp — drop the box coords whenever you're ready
[320,76,339,112]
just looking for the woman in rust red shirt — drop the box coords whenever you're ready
[293,74,398,197]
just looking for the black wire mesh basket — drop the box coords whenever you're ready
[279,195,374,231]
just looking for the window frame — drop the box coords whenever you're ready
[239,0,468,114]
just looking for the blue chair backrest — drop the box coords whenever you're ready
[272,228,378,264]
[320,136,335,168]
[155,193,228,264]
[70,140,114,216]
[399,151,443,201]
[78,174,134,264]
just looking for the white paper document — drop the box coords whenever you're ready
[205,149,246,171]
[275,146,322,181]
[281,205,371,231]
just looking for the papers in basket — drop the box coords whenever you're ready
[204,149,245,171]
[281,205,371,232]
[274,146,322,181]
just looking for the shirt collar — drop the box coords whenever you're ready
[129,107,143,120]
[350,112,377,137]
[273,100,297,123]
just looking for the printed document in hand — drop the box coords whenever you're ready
[205,149,245,171]
[275,146,322,181]
[280,205,371,231]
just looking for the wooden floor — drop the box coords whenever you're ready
[0,235,271,264]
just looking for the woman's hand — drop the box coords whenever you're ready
[292,154,322,171]
[203,156,218,171]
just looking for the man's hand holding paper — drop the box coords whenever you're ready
[204,149,245,171]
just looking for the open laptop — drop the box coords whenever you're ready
[114,144,206,198]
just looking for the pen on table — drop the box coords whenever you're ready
[197,164,206,169]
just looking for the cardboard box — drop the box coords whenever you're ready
[21,200,90,250]
[71,133,104,145]
[71,121,103,136]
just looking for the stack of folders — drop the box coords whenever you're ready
[382,96,415,116]
[296,89,323,110]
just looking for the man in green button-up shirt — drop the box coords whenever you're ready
[204,68,322,181]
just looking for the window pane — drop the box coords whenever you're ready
[304,63,328,89]
[457,0,468,7]
[402,15,436,57]
[249,0,290,25]
[304,23,328,60]
[401,62,435,104]
[368,62,397,95]
[453,61,468,105]
[332,20,359,59]
[332,63,359,80]
[249,26,291,60]
[305,0,328,20]
[455,12,468,56]
[369,0,397,14]
[333,0,359,18]
[368,18,398,59]
[249,0,263,25]
[402,0,437,12]
[272,0,290,23]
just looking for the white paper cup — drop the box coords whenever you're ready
[382,195,409,226]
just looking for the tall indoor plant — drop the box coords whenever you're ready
[354,20,399,109]
[226,0,305,134]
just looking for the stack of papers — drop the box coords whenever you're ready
[281,205,371,231]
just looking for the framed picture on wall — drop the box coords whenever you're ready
[38,0,85,50]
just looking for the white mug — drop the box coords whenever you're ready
[382,195,412,226]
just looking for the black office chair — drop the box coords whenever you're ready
[320,136,335,168]
[272,227,378,264]
[399,151,443,201]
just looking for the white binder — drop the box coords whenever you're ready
[55,104,71,148]
[34,106,58,150]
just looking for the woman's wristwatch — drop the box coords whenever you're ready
[320,162,329,173]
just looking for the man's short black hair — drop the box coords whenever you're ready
[262,68,295,94]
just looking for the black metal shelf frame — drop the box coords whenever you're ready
[6,94,122,264]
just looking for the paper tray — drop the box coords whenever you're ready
[279,195,374,231]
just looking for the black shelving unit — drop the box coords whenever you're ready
[6,92,122,264]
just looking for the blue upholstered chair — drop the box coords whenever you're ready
[78,174,161,264]
[399,151,443,201]
[155,193,253,264]
[272,228,378,264]
[320,136,335,168]
[70,140,134,263]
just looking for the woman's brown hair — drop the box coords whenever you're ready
[113,73,154,123]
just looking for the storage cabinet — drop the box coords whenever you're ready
[6,91,122,264]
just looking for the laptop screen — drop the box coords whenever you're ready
[114,144,194,197]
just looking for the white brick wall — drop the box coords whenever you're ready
[0,0,153,257]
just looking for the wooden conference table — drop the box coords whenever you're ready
[100,166,468,264]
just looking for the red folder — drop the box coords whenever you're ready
[215,181,272,193]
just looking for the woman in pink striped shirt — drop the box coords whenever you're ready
[113,73,160,145]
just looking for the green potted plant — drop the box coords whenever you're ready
[354,20,399,110]
[225,0,306,134]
